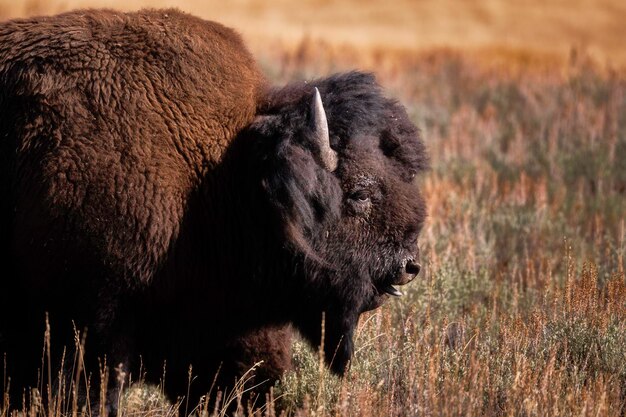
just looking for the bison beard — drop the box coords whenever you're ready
[0,8,428,413]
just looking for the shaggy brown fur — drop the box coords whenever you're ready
[0,8,264,282]
[0,7,270,408]
[0,8,428,414]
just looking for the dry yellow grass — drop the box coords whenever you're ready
[1,0,626,69]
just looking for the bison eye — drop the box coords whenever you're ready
[346,188,374,217]
[349,189,371,202]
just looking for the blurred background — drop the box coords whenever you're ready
[1,0,625,68]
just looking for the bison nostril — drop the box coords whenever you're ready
[405,260,421,275]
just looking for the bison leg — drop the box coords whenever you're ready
[218,325,293,412]
[1,308,46,410]
[225,325,293,391]
[294,307,359,376]
[87,295,141,417]
[160,325,293,413]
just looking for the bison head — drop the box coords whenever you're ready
[247,71,428,374]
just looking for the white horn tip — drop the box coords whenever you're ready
[311,86,337,171]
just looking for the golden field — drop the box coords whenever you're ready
[1,0,626,68]
[0,1,625,416]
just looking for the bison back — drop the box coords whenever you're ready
[0,11,267,398]
[0,8,264,288]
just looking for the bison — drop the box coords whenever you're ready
[0,8,428,412]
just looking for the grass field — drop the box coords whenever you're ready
[275,46,626,416]
[2,0,626,68]
[1,2,625,416]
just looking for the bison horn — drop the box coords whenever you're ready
[312,87,338,171]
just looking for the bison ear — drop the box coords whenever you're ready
[310,88,338,172]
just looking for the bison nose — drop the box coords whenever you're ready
[396,258,421,286]
[405,260,421,276]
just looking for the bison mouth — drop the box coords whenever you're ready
[379,283,403,297]
[360,284,400,312]
[363,259,421,311]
